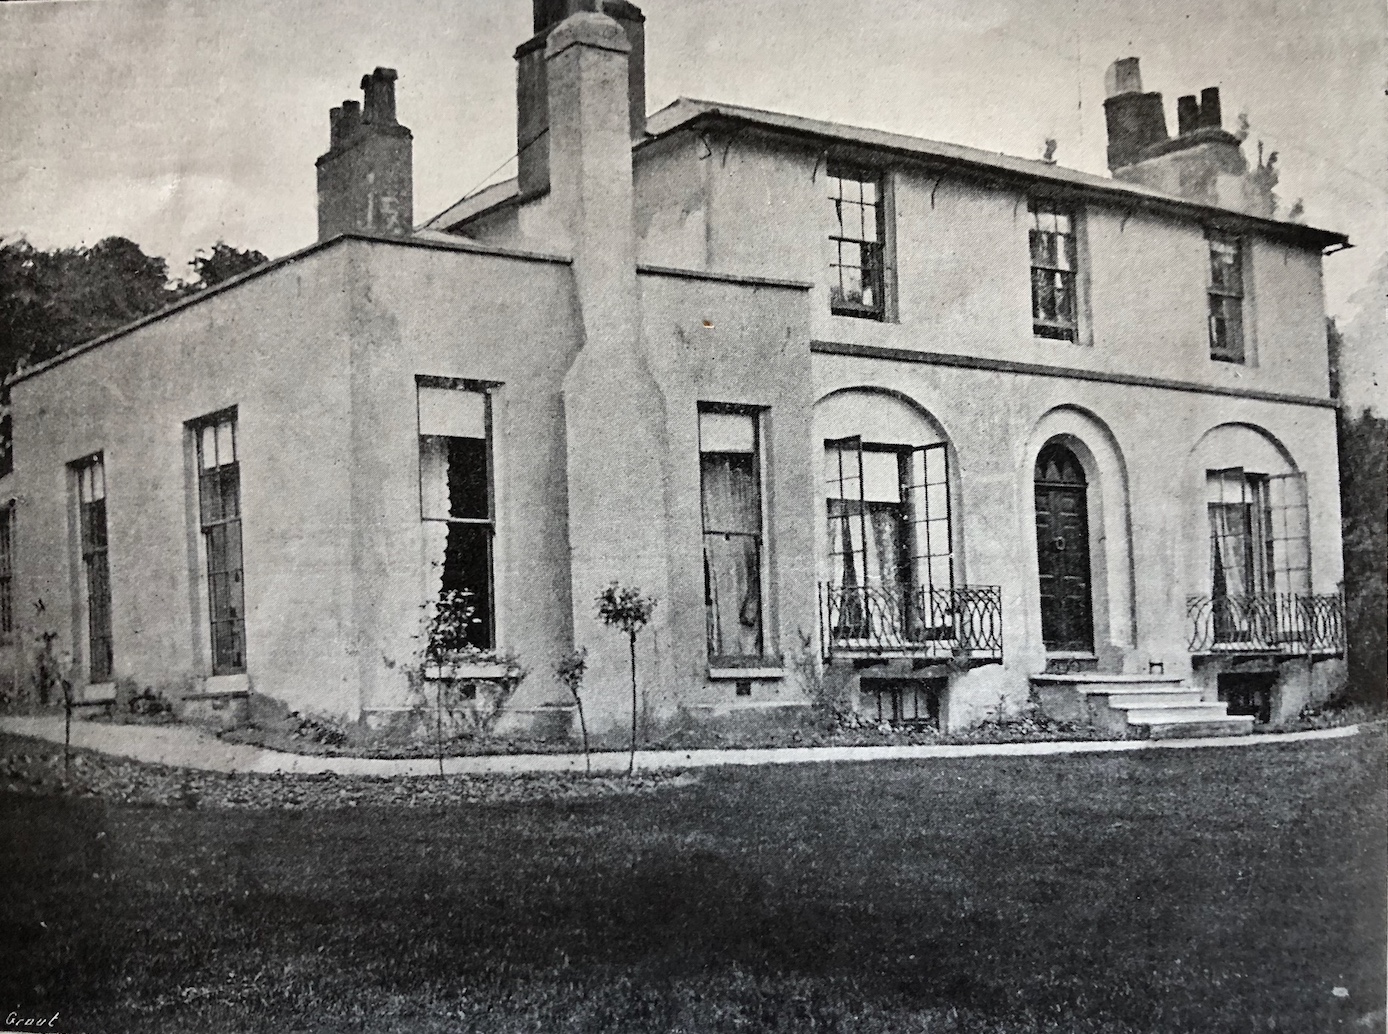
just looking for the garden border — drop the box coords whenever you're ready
[0,715,1365,777]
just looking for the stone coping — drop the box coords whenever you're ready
[0,715,1363,779]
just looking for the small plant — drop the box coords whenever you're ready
[33,631,74,778]
[556,647,591,775]
[424,589,483,663]
[596,583,657,777]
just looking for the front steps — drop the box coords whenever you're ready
[1032,673,1255,739]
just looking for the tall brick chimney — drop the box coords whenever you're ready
[515,0,646,199]
[1102,57,1169,172]
[316,67,414,241]
[1104,59,1272,215]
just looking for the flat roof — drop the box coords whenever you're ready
[8,232,572,387]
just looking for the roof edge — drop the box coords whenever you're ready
[8,232,573,388]
[642,100,1348,251]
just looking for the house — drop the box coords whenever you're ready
[1,2,1348,740]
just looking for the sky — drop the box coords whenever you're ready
[2,0,1384,410]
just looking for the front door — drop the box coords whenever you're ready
[1035,444,1094,653]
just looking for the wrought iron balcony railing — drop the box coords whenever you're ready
[1187,592,1345,657]
[818,583,1003,663]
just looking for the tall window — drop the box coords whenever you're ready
[699,408,765,661]
[419,381,493,652]
[1207,467,1309,645]
[825,438,952,644]
[75,456,113,682]
[1207,231,1245,362]
[196,414,247,675]
[828,168,886,320]
[1029,200,1078,341]
[0,503,13,643]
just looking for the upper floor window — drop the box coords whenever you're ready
[1207,231,1245,363]
[699,407,765,662]
[1029,200,1078,341]
[74,454,113,682]
[828,168,886,320]
[419,380,494,652]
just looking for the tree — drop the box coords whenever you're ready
[1338,406,1387,703]
[187,241,268,291]
[596,583,657,776]
[555,647,591,775]
[0,236,178,380]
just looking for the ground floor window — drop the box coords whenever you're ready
[195,414,246,675]
[699,407,765,662]
[825,437,952,645]
[1206,468,1308,645]
[419,380,493,652]
[74,454,113,682]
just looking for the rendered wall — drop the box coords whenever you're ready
[811,350,1343,727]
[634,128,1336,402]
[10,249,356,713]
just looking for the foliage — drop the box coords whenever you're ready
[555,647,591,774]
[423,589,487,663]
[1338,406,1387,703]
[287,710,349,747]
[0,236,178,381]
[595,583,657,636]
[596,582,658,776]
[188,241,268,290]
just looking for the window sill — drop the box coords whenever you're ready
[424,661,511,680]
[708,666,785,681]
[83,681,116,704]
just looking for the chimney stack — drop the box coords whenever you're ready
[516,0,646,198]
[1102,57,1169,172]
[1105,62,1267,214]
[315,67,414,241]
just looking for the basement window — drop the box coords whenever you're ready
[828,167,887,320]
[419,380,494,652]
[1029,200,1079,341]
[1207,231,1245,362]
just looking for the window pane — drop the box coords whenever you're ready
[201,425,217,469]
[699,411,755,454]
[419,387,486,439]
[440,523,492,650]
[701,453,760,533]
[704,533,762,658]
[216,421,235,466]
[862,451,900,503]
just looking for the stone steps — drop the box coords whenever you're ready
[1032,673,1254,739]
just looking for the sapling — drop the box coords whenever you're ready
[596,583,657,777]
[555,647,590,776]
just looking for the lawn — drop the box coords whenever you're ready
[1,730,1384,1033]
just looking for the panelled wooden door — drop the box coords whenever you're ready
[1035,444,1094,653]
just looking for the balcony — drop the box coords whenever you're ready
[818,583,1003,663]
[1187,592,1345,657]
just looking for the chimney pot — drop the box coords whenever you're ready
[1104,57,1143,98]
[1176,95,1200,136]
[1199,87,1222,129]
[361,67,399,126]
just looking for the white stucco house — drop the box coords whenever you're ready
[1,2,1349,740]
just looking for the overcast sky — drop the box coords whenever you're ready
[2,0,1383,407]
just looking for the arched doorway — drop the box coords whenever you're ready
[1034,442,1094,652]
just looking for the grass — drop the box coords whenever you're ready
[1,731,1384,1033]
